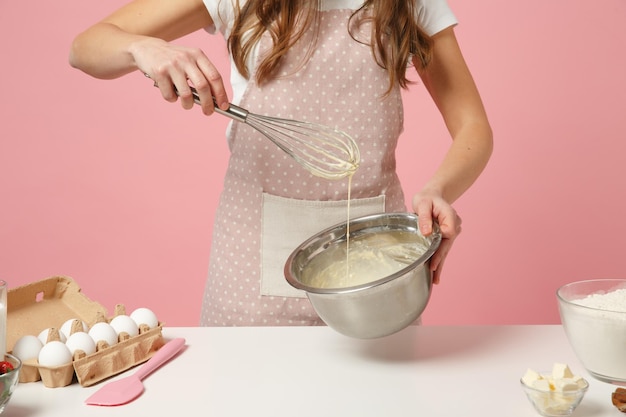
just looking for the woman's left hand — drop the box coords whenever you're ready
[412,190,462,284]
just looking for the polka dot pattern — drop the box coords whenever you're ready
[200,9,407,326]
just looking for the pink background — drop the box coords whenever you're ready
[2,0,625,326]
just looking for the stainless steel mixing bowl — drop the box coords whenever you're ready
[284,212,441,339]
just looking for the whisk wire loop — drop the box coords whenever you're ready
[184,86,359,179]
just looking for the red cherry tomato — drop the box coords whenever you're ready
[0,361,14,375]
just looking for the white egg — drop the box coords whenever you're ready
[37,328,67,345]
[130,307,159,329]
[38,340,72,367]
[12,335,44,361]
[65,332,97,356]
[109,315,139,337]
[88,322,118,347]
[60,318,89,339]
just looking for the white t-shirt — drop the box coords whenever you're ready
[203,0,458,105]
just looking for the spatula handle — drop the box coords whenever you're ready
[135,337,186,381]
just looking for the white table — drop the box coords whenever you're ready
[8,325,620,416]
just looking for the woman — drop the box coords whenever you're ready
[70,0,493,326]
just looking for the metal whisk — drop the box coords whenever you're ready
[176,86,360,180]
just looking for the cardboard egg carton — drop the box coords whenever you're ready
[7,276,165,388]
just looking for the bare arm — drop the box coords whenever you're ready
[411,26,493,282]
[69,0,229,112]
[414,26,493,204]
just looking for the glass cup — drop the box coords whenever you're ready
[0,280,6,358]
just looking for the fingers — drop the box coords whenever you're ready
[430,212,461,284]
[141,44,228,115]
[170,71,198,110]
[438,209,462,241]
[412,191,463,285]
[428,226,460,284]
[197,59,229,111]
[414,199,434,237]
[430,248,444,285]
[148,67,198,110]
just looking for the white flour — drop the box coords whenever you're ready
[573,288,626,312]
[561,288,626,382]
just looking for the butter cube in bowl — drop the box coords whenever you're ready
[520,363,588,417]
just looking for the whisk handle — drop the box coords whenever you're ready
[186,87,248,122]
[210,101,248,123]
[147,74,249,122]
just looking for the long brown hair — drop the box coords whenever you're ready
[227,0,433,94]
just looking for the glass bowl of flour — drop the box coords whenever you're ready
[557,279,626,385]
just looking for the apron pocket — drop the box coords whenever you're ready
[261,193,385,298]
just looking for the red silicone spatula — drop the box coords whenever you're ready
[85,337,186,406]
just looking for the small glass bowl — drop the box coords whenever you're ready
[0,353,22,415]
[520,375,589,417]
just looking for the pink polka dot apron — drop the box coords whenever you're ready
[200,9,407,326]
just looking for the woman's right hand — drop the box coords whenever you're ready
[69,0,229,113]
[134,38,230,115]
